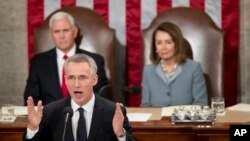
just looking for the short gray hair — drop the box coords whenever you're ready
[64,54,97,74]
[49,11,75,28]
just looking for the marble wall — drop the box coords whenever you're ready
[0,0,250,106]
[240,0,250,103]
[0,0,27,106]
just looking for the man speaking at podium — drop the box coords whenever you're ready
[23,54,136,141]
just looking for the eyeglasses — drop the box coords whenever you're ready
[66,75,89,84]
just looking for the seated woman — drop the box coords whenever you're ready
[141,22,208,107]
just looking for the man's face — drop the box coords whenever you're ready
[65,62,98,106]
[50,18,78,53]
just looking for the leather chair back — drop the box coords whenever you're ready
[33,7,124,102]
[142,7,224,104]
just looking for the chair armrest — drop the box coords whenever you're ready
[96,84,113,101]
[123,86,141,94]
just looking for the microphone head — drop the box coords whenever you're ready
[63,107,73,118]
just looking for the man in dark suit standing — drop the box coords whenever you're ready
[24,54,136,141]
[24,11,108,105]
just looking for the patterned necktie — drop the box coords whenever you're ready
[61,55,68,98]
[77,108,87,141]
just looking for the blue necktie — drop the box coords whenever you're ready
[77,108,87,141]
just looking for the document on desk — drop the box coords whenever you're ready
[12,106,38,116]
[13,106,28,115]
[227,103,250,112]
[127,113,152,122]
[161,107,174,117]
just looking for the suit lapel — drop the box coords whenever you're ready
[55,98,74,141]
[64,118,74,141]
[65,98,74,141]
[49,49,62,98]
[156,64,168,85]
[88,97,105,141]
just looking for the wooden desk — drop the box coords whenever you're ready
[127,108,230,141]
[131,118,229,141]
[0,116,27,141]
[1,108,250,141]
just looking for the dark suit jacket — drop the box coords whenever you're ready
[24,47,108,105]
[23,96,136,141]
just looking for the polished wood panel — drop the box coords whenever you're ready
[131,117,229,141]
[0,116,230,141]
[4,107,250,141]
[0,116,27,141]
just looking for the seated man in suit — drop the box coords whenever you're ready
[24,54,136,141]
[24,11,108,105]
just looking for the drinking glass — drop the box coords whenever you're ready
[1,104,15,121]
[211,97,225,114]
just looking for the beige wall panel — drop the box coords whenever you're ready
[0,0,27,106]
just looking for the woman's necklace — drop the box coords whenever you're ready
[160,60,177,76]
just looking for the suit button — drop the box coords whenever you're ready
[166,92,170,96]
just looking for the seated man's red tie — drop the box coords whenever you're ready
[62,55,68,98]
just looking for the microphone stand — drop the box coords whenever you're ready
[62,107,73,141]
[62,113,70,141]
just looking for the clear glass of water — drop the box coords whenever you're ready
[1,104,15,121]
[211,97,225,114]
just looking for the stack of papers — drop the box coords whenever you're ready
[127,113,152,122]
[13,106,28,115]
[126,107,162,121]
[227,103,250,112]
[1,106,28,116]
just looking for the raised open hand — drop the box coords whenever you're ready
[112,103,125,137]
[27,96,43,131]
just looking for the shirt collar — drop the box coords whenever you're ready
[71,94,95,113]
[56,44,76,59]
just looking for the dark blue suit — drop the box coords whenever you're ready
[23,96,136,141]
[24,47,108,105]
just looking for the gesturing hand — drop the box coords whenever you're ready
[27,96,43,131]
[112,103,125,137]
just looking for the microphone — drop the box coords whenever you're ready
[62,107,73,141]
